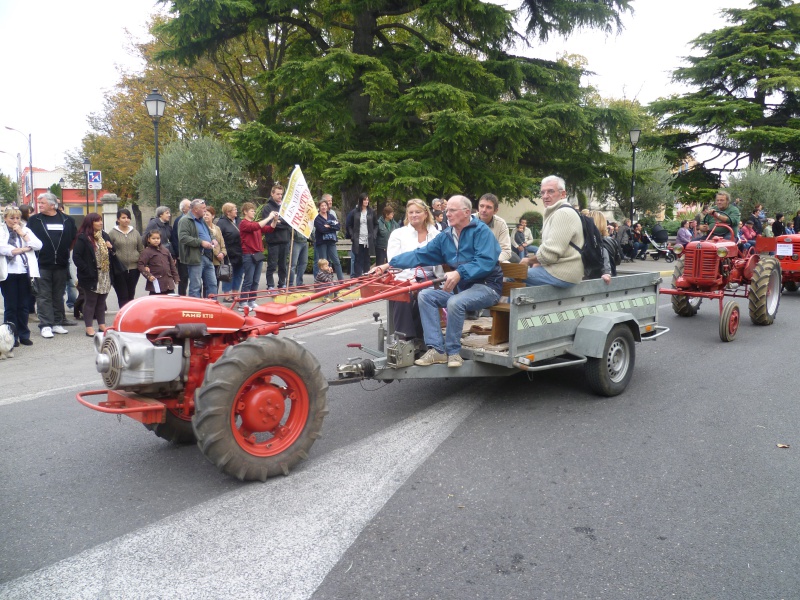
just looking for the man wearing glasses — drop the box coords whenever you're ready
[385,195,502,368]
[521,175,584,288]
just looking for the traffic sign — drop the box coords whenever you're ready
[88,170,102,183]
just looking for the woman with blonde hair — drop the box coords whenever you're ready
[0,206,42,346]
[587,210,613,282]
[372,198,441,339]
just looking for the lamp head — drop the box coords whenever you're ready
[629,128,641,147]
[145,89,166,119]
[82,158,91,173]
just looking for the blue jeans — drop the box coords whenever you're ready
[188,255,217,298]
[633,241,648,257]
[525,266,574,288]
[289,241,308,286]
[241,254,263,302]
[418,284,500,355]
[220,261,245,296]
[315,244,344,280]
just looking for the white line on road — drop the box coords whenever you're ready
[0,395,483,600]
[0,383,87,407]
[324,328,357,335]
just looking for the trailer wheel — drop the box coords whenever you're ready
[145,408,196,444]
[784,281,798,292]
[670,258,702,317]
[718,301,739,342]
[193,337,328,482]
[748,257,781,325]
[584,324,635,397]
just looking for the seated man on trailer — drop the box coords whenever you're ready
[379,195,502,368]
[520,175,584,288]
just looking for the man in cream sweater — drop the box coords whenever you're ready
[521,175,584,287]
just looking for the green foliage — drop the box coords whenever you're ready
[134,136,254,210]
[602,148,677,221]
[155,0,635,214]
[660,220,681,235]
[0,171,18,204]
[49,183,63,200]
[519,210,543,236]
[650,0,800,180]
[725,162,800,219]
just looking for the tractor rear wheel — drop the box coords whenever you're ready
[670,258,702,317]
[584,324,635,397]
[784,281,798,293]
[748,257,781,325]
[193,337,328,481]
[719,301,740,343]
[145,408,196,444]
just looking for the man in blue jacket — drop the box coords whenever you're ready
[387,195,501,368]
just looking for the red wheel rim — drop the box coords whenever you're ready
[728,307,739,335]
[230,366,310,457]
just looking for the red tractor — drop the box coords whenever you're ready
[754,233,800,293]
[76,277,433,482]
[660,224,782,342]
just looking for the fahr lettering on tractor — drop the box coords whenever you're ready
[78,267,668,482]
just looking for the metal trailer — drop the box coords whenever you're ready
[337,271,669,397]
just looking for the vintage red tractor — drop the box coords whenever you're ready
[76,276,434,482]
[754,233,800,292]
[660,224,782,342]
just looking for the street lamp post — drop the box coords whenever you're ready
[83,158,91,214]
[629,128,641,223]
[144,89,166,206]
[5,126,32,206]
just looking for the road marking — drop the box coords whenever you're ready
[0,395,483,600]
[324,328,357,335]
[0,383,87,407]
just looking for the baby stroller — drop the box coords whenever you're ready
[645,225,676,262]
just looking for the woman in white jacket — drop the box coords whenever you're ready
[381,198,441,339]
[0,206,42,346]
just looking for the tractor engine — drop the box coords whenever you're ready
[93,295,247,395]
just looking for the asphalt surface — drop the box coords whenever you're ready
[2,259,798,599]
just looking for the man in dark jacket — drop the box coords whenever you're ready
[387,195,502,368]
[260,184,292,289]
[171,199,191,294]
[26,192,78,338]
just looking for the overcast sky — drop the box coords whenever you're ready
[0,0,753,183]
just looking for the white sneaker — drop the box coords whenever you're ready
[249,301,258,310]
[41,327,54,339]
[52,325,69,334]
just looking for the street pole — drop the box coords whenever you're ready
[154,118,160,206]
[4,127,33,207]
[83,158,91,214]
[629,128,641,223]
[144,89,166,206]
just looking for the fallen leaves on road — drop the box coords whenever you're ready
[777,443,790,448]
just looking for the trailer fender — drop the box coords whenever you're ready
[572,313,641,358]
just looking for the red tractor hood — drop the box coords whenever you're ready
[113,295,246,335]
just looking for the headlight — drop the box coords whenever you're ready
[717,247,729,258]
[674,244,683,255]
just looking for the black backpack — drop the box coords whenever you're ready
[602,235,623,267]
[560,205,605,279]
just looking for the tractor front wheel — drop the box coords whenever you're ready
[670,258,702,317]
[584,324,635,397]
[193,337,328,481]
[784,281,798,293]
[748,257,781,325]
[719,301,740,343]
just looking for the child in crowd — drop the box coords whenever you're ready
[314,259,341,301]
[138,230,180,295]
[514,222,527,258]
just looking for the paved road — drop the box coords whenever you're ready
[1,271,798,599]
